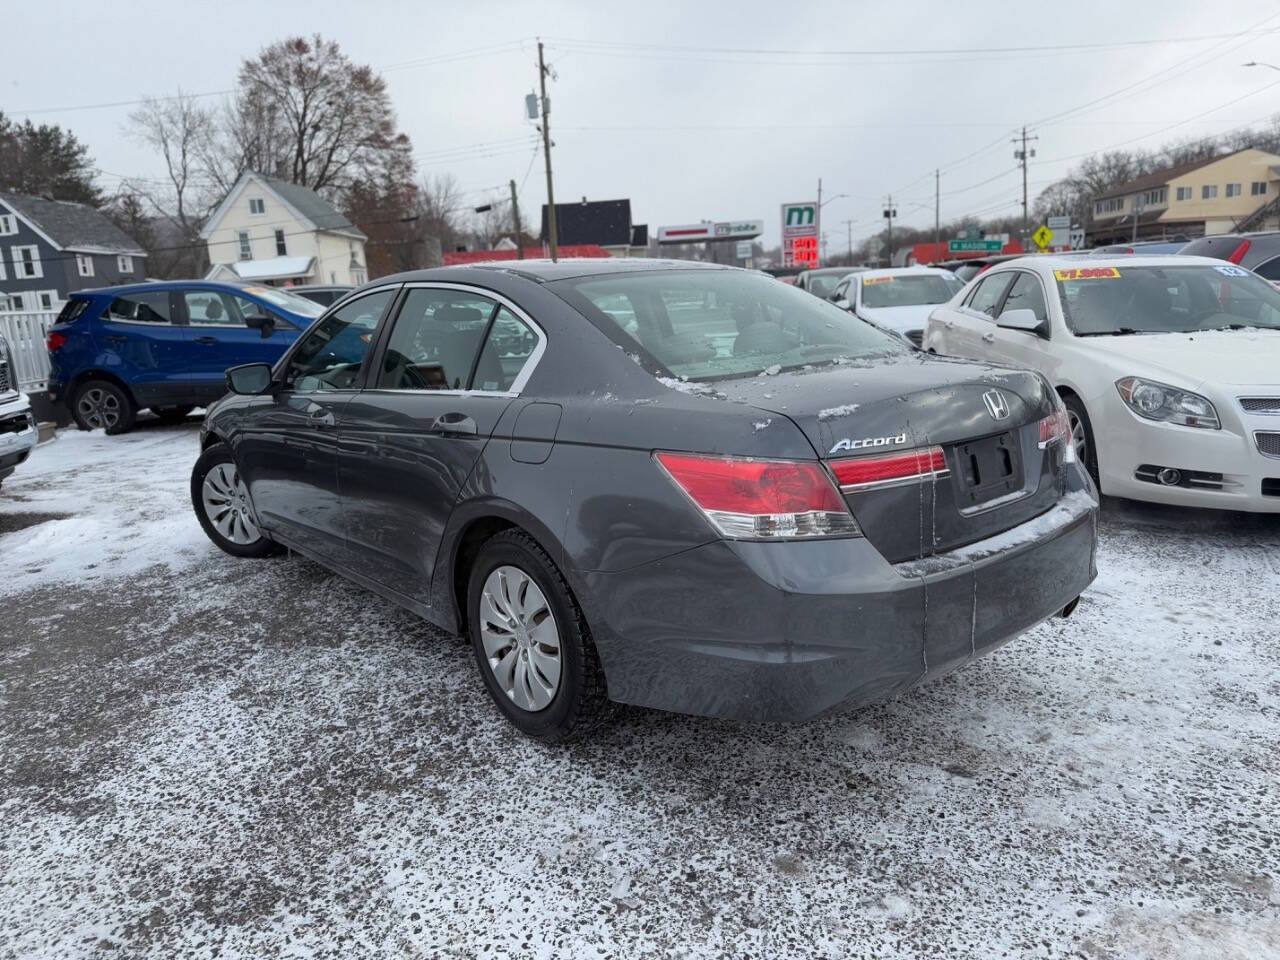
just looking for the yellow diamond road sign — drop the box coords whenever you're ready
[1032,224,1052,250]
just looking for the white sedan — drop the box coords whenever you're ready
[923,254,1280,513]
[829,266,965,346]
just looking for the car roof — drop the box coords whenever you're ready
[803,266,863,276]
[377,258,732,285]
[983,253,1225,272]
[859,266,956,278]
[75,279,261,296]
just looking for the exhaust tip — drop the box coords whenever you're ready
[1058,596,1081,619]
[1157,467,1182,486]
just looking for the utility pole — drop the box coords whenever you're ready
[1012,126,1038,248]
[934,169,941,264]
[843,219,854,265]
[509,179,524,260]
[816,177,823,267]
[883,195,897,267]
[537,40,558,261]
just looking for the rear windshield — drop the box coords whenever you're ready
[240,285,325,318]
[1054,264,1280,335]
[861,273,963,308]
[554,269,906,381]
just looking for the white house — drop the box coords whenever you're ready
[201,173,368,287]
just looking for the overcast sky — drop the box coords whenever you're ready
[9,0,1280,251]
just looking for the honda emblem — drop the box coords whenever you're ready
[983,389,1010,420]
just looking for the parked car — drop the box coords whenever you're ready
[1178,232,1280,285]
[290,284,353,307]
[938,253,1026,283]
[793,266,867,299]
[923,255,1280,513]
[829,266,965,345]
[46,281,325,434]
[0,336,38,490]
[190,259,1097,741]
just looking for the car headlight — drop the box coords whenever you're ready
[1115,377,1219,429]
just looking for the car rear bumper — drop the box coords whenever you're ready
[576,472,1098,722]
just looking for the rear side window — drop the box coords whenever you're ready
[377,288,498,390]
[472,307,539,392]
[107,291,171,324]
[1000,272,1049,326]
[56,297,92,324]
[966,273,1014,318]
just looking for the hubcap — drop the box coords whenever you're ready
[201,462,262,545]
[1068,411,1088,464]
[479,565,561,712]
[77,387,120,430]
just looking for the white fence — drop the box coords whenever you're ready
[0,310,58,391]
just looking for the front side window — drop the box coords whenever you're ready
[237,231,252,261]
[107,291,171,323]
[1000,272,1049,327]
[184,290,244,326]
[1056,264,1280,335]
[554,269,906,382]
[966,272,1015,318]
[807,273,845,298]
[283,289,395,392]
[377,289,498,390]
[76,254,94,278]
[860,273,962,309]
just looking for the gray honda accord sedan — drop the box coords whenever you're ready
[191,259,1098,740]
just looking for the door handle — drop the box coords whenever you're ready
[982,331,996,343]
[308,410,336,428]
[431,412,477,436]
[194,335,219,345]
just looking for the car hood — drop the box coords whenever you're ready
[856,304,937,334]
[1075,328,1280,387]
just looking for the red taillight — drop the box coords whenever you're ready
[1226,239,1251,264]
[829,446,948,491]
[46,332,66,352]
[1038,409,1076,463]
[655,451,859,540]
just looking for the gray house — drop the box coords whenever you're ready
[0,193,147,312]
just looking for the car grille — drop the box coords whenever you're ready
[906,330,924,348]
[1255,431,1280,459]
[0,412,31,436]
[1240,397,1280,415]
[0,357,9,393]
[1263,478,1280,497]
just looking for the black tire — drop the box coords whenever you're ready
[1062,393,1100,488]
[152,405,196,425]
[71,379,136,435]
[190,443,282,559]
[467,529,611,742]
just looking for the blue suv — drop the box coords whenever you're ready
[47,281,326,434]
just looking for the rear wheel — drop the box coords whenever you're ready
[152,405,195,425]
[190,443,281,558]
[467,530,611,742]
[72,380,136,435]
[1062,394,1100,488]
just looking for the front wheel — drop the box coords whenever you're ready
[72,380,136,434]
[1062,394,1100,488]
[190,443,282,558]
[467,530,611,742]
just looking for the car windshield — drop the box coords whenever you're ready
[861,273,963,308]
[556,269,907,381]
[241,285,325,318]
[1055,264,1280,335]
[807,274,845,297]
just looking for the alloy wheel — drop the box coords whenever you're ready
[201,462,262,545]
[479,565,562,712]
[1067,410,1089,465]
[77,387,120,430]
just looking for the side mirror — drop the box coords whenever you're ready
[997,308,1047,336]
[245,314,275,339]
[834,299,850,310]
[226,363,275,395]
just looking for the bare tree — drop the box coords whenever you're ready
[416,173,465,258]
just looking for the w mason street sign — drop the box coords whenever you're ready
[782,202,819,268]
[948,238,1002,253]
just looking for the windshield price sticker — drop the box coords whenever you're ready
[863,276,894,285]
[1053,266,1121,281]
[1213,264,1249,277]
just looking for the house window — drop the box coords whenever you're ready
[1202,185,1218,199]
[1226,183,1242,198]
[76,254,94,277]
[274,229,287,256]
[352,269,366,285]
[1176,186,1192,201]
[1252,181,1268,196]
[117,255,134,273]
[1095,196,1124,215]
[0,214,15,237]
[248,197,265,215]
[11,245,42,279]
[0,295,20,311]
[237,231,252,261]
[1141,187,1166,206]
[38,290,55,310]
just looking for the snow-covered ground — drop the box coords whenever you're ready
[1,424,1278,959]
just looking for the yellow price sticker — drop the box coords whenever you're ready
[862,275,894,285]
[1053,266,1121,281]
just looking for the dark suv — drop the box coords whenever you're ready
[1178,232,1280,282]
[46,280,324,433]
